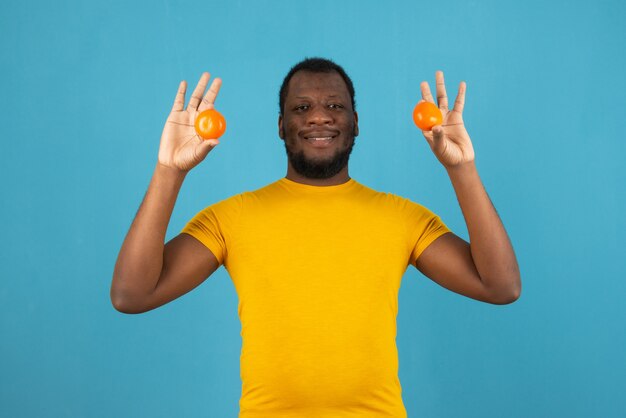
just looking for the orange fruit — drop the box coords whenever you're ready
[412,101,443,131]
[195,109,226,139]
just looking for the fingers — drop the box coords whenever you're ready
[198,77,222,112]
[171,80,187,112]
[196,138,220,161]
[203,139,220,148]
[187,72,211,111]
[420,81,435,103]
[422,130,434,147]
[423,125,445,155]
[432,125,446,154]
[452,81,466,114]
[435,70,449,111]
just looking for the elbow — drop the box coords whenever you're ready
[110,292,136,314]
[489,289,520,305]
[486,276,522,305]
[111,296,133,314]
[110,284,149,314]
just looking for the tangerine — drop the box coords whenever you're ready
[195,109,226,140]
[412,101,443,131]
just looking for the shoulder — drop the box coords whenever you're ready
[196,178,285,218]
[356,181,435,215]
[197,192,245,213]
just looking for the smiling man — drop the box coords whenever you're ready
[111,57,521,418]
[278,61,358,183]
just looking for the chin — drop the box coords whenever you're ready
[284,138,355,179]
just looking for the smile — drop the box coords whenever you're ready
[304,135,336,147]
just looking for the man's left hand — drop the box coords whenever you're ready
[419,71,474,169]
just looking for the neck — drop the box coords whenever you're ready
[285,165,351,186]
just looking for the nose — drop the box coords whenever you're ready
[306,106,333,125]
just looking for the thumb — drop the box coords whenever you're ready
[431,125,445,155]
[196,139,220,160]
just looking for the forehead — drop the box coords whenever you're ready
[286,71,350,101]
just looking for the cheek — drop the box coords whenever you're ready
[284,120,301,137]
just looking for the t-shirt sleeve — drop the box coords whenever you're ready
[180,193,243,268]
[400,197,451,266]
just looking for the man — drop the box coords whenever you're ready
[111,57,520,417]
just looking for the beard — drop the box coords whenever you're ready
[284,136,356,179]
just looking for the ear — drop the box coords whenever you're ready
[278,114,285,139]
[353,111,359,137]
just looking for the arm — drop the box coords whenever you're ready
[111,165,220,313]
[416,162,520,304]
[413,71,521,304]
[110,72,223,313]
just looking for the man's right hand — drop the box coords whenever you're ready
[158,72,222,172]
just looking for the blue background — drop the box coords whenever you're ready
[1,0,625,417]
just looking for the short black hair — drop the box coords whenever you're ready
[279,57,356,115]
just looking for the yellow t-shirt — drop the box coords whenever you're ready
[181,177,450,418]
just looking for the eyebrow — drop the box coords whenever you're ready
[294,95,340,99]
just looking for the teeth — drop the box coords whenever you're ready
[310,137,332,141]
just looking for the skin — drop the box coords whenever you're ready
[414,71,520,304]
[111,73,222,313]
[110,70,521,314]
[278,71,359,186]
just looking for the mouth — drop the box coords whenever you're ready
[302,131,339,147]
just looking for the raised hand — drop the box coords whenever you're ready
[158,72,222,173]
[419,71,474,169]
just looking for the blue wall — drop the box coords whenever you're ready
[1,0,624,417]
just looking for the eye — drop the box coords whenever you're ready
[328,103,344,110]
[294,104,309,111]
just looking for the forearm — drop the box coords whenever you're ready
[111,163,187,306]
[446,161,521,299]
